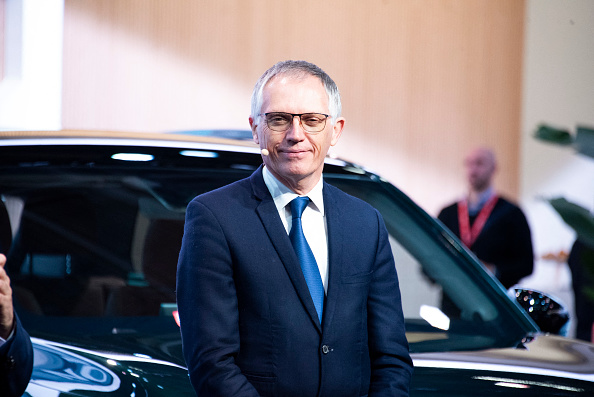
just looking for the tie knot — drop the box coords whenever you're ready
[290,196,310,219]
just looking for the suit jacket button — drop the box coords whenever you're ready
[5,356,16,370]
[322,345,331,354]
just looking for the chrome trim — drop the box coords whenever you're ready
[412,357,594,383]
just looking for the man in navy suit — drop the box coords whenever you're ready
[177,60,413,396]
[0,254,34,397]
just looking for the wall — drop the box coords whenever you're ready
[0,0,63,130]
[521,0,594,256]
[59,0,525,215]
[516,0,594,336]
[0,0,4,80]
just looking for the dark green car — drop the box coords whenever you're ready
[1,131,593,396]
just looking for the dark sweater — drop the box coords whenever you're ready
[438,197,534,289]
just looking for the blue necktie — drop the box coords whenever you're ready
[289,196,324,324]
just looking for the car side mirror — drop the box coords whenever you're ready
[512,288,570,336]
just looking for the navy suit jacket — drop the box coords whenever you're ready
[177,167,412,397]
[0,313,34,397]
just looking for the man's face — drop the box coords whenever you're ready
[249,74,344,190]
[464,148,496,192]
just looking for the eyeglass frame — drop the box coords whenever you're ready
[258,112,331,134]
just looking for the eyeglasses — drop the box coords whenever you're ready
[259,112,330,134]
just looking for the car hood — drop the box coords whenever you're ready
[29,337,195,396]
[411,334,594,395]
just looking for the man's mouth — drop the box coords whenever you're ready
[280,149,308,155]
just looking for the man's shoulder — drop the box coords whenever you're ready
[193,170,261,204]
[495,195,517,206]
[323,181,374,209]
[437,201,459,218]
[203,176,252,198]
[494,196,524,214]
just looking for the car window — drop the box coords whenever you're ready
[0,144,532,354]
[325,176,531,352]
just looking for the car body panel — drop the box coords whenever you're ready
[412,335,594,395]
[29,337,193,397]
[0,130,592,396]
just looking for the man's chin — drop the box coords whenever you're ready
[269,165,315,181]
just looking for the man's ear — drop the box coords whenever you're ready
[249,116,259,144]
[330,117,345,146]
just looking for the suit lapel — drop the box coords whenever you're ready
[321,183,344,332]
[250,168,323,332]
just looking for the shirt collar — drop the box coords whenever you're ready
[262,166,325,216]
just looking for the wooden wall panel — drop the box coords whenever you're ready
[62,0,525,214]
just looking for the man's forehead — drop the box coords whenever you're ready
[265,72,321,88]
[261,74,329,111]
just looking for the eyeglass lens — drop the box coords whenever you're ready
[264,113,328,133]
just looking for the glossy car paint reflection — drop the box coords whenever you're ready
[25,338,194,396]
[411,334,594,395]
[411,367,592,396]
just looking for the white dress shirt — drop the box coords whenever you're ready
[262,167,329,293]
[0,325,15,347]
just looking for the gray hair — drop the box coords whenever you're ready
[250,60,342,122]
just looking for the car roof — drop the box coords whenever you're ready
[0,129,258,149]
[0,129,369,174]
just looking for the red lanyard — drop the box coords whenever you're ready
[457,195,499,247]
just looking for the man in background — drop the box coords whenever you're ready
[438,147,534,289]
[0,253,34,396]
[568,239,594,342]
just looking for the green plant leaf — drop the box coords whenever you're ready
[548,197,594,249]
[534,124,574,145]
[575,126,594,159]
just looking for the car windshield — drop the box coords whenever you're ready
[0,142,534,357]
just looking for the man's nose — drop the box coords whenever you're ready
[286,116,306,140]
